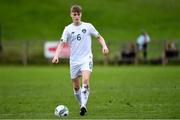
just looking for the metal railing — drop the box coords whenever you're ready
[0,40,179,65]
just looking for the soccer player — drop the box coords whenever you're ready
[52,5,109,116]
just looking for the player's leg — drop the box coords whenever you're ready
[81,70,91,106]
[70,64,82,106]
[80,70,91,116]
[72,76,82,105]
[143,43,147,60]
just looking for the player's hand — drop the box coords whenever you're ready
[102,46,109,56]
[52,57,59,64]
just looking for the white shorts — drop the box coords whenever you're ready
[70,60,93,80]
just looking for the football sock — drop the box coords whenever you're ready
[74,88,81,105]
[81,84,89,106]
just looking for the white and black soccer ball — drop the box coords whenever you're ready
[54,105,69,117]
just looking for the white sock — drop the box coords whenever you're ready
[81,84,90,107]
[74,88,81,105]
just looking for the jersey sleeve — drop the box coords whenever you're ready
[89,23,100,38]
[60,26,69,43]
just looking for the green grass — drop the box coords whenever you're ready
[0,0,180,40]
[0,66,180,119]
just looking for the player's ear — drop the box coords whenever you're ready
[70,12,72,17]
[80,13,82,17]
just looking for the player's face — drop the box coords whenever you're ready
[71,12,82,24]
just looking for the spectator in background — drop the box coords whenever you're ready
[165,42,178,57]
[121,42,136,63]
[136,31,150,60]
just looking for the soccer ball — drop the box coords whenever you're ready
[54,105,69,117]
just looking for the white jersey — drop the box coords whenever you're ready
[137,35,150,45]
[60,22,99,64]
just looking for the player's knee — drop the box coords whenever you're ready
[83,78,89,85]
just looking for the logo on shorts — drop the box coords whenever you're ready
[89,61,93,70]
[82,29,86,33]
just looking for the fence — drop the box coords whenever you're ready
[0,39,179,65]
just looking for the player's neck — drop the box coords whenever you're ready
[73,21,82,26]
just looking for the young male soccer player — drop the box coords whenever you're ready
[52,5,109,116]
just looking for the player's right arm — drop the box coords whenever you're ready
[52,26,69,64]
[52,41,65,64]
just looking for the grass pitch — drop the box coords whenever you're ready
[0,65,179,119]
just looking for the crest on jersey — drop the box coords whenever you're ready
[71,31,75,34]
[82,29,86,33]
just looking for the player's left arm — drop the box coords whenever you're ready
[97,35,109,55]
[89,23,109,55]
